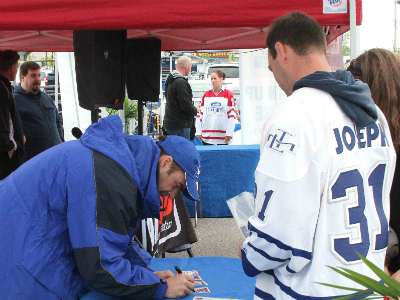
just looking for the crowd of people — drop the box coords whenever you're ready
[0,10,400,300]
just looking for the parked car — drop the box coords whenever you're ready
[188,80,212,106]
[43,72,61,101]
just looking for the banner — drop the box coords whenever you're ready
[239,49,286,145]
[137,192,197,257]
[323,0,347,14]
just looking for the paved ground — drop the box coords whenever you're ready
[162,217,245,258]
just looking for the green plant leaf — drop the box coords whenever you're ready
[316,282,372,293]
[355,252,400,294]
[327,266,396,298]
[339,267,398,298]
[335,296,383,300]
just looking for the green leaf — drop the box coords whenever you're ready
[339,267,397,298]
[355,252,400,295]
[335,296,383,300]
[316,282,372,293]
[327,266,396,298]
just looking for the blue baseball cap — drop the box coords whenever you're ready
[157,136,201,201]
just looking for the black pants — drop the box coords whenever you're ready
[0,150,22,180]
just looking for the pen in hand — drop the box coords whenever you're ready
[174,266,195,293]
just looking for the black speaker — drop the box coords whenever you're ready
[126,38,161,102]
[73,30,127,111]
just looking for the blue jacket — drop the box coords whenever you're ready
[0,115,167,299]
[14,84,64,163]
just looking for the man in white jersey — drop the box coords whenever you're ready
[241,12,396,299]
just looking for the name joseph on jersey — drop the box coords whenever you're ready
[333,121,390,155]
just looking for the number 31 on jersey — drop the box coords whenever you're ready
[329,163,388,263]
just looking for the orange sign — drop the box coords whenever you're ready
[159,195,174,225]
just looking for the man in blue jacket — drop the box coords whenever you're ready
[14,61,64,163]
[0,115,198,299]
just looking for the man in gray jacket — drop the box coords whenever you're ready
[15,61,64,163]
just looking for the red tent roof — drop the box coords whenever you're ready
[0,0,362,51]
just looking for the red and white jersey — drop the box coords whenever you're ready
[195,89,236,144]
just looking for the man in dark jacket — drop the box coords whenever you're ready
[164,56,199,140]
[0,115,198,299]
[0,50,24,180]
[14,61,64,163]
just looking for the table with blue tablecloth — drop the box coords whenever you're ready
[82,257,256,300]
[154,257,256,299]
[185,144,260,217]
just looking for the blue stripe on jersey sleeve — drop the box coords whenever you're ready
[265,270,350,300]
[248,242,288,263]
[249,222,312,260]
[241,249,262,277]
[286,265,296,274]
[255,287,276,300]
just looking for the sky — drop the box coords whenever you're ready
[360,0,398,51]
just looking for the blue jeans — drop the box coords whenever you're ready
[167,128,191,140]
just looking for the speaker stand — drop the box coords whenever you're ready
[138,100,145,135]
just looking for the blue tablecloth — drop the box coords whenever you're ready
[81,257,256,300]
[185,144,260,217]
[153,257,255,299]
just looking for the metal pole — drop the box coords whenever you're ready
[349,0,360,59]
[170,52,172,72]
[138,101,144,135]
[55,52,59,108]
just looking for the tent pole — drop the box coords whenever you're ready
[349,0,360,60]
[55,52,59,110]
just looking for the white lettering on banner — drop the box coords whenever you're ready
[240,48,287,144]
[323,0,347,14]
[159,202,182,245]
[251,49,269,77]
[244,85,286,101]
[244,86,264,101]
[256,105,275,122]
[160,221,173,233]
[147,218,159,252]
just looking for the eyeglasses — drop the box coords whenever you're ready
[347,59,362,77]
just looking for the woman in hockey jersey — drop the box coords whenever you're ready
[348,49,400,276]
[195,70,236,145]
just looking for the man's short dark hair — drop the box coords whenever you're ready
[266,12,327,59]
[0,50,20,72]
[20,61,41,77]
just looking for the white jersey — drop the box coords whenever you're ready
[241,87,396,299]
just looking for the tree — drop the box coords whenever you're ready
[342,32,350,57]
[229,52,239,62]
